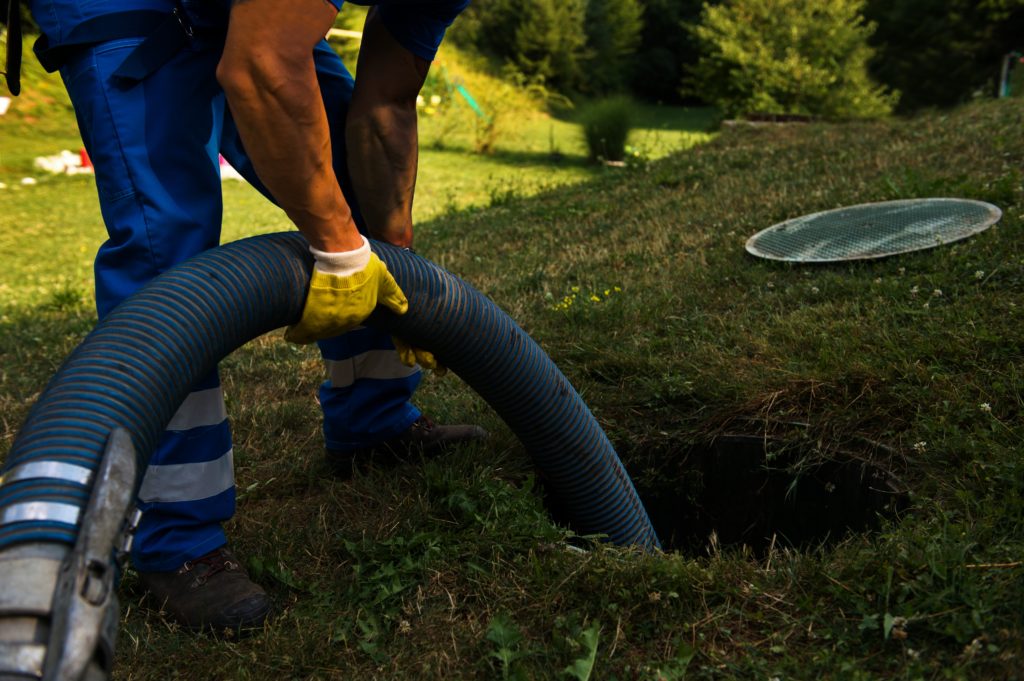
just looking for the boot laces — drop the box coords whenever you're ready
[180,548,238,585]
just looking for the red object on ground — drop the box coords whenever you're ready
[79,148,91,168]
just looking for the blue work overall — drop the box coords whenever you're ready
[28,0,467,571]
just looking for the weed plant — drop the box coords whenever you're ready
[577,96,636,163]
[1,53,1023,680]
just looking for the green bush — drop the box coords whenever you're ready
[452,0,588,92]
[686,0,897,119]
[449,0,644,96]
[577,96,635,163]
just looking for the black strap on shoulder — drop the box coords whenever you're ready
[3,0,22,95]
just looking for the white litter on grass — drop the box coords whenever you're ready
[33,149,93,175]
[0,97,11,116]
[30,150,245,183]
[21,177,38,185]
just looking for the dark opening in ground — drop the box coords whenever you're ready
[544,432,908,555]
[632,434,909,554]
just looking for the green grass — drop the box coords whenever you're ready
[2,51,1024,680]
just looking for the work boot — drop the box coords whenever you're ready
[327,414,488,478]
[137,547,272,635]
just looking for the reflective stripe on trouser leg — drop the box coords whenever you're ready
[133,381,235,572]
[60,39,234,570]
[319,328,422,451]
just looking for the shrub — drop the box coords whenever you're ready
[686,0,897,119]
[453,0,588,92]
[578,96,635,163]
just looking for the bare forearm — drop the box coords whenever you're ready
[344,7,430,248]
[346,103,419,248]
[218,0,362,252]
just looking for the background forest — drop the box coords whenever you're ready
[446,0,1023,115]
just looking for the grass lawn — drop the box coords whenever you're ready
[2,56,1023,680]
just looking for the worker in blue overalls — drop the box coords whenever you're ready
[25,0,484,633]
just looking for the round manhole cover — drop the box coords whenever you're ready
[746,198,1002,262]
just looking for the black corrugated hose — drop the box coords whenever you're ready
[0,232,660,552]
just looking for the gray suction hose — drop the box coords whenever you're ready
[0,232,658,679]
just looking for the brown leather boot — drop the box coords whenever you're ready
[327,414,488,478]
[137,547,272,635]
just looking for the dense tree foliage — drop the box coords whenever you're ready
[582,0,644,94]
[686,0,895,118]
[630,0,706,103]
[864,0,1024,111]
[449,0,645,94]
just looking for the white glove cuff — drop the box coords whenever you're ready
[310,236,371,277]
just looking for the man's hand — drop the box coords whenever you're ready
[285,238,409,345]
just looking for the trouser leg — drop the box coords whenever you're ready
[221,40,423,451]
[61,38,235,571]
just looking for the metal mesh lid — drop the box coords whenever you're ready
[745,198,1002,263]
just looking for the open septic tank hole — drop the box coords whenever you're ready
[553,433,909,555]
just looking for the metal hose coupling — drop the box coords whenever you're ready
[0,429,140,681]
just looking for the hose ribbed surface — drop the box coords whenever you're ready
[0,232,659,551]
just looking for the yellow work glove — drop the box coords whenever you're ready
[393,337,447,375]
[285,237,409,345]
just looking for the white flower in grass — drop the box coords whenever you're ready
[912,441,927,453]
[975,270,985,280]
[430,95,442,105]
[910,286,919,295]
[932,289,943,297]
[811,286,820,294]
[979,402,992,413]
